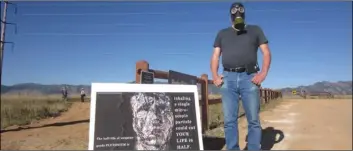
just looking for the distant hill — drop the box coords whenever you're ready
[130,81,220,95]
[280,81,352,95]
[1,80,351,96]
[1,83,91,96]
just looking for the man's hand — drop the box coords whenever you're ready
[252,41,271,86]
[251,71,267,85]
[213,75,224,87]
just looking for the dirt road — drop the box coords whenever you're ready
[1,102,91,150]
[207,99,352,150]
[1,99,352,150]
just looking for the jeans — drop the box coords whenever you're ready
[220,71,262,150]
[81,94,85,102]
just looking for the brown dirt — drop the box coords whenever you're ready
[1,99,352,150]
[1,102,90,150]
[207,99,352,150]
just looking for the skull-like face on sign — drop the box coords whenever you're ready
[130,92,174,150]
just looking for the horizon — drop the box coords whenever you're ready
[2,79,352,90]
[2,1,352,89]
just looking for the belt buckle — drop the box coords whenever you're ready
[234,67,242,72]
[235,67,244,72]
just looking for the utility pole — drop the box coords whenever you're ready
[0,1,17,86]
[0,1,9,86]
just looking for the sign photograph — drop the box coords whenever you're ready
[88,83,203,150]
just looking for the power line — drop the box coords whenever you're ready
[19,6,351,16]
[25,19,341,27]
[3,2,235,7]
[21,8,351,16]
[22,12,189,16]
[20,28,351,37]
[20,32,215,36]
[17,2,352,12]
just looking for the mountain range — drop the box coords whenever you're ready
[1,80,352,96]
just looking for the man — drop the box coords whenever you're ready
[301,89,307,99]
[61,87,68,102]
[210,2,272,150]
[130,92,174,150]
[80,88,86,103]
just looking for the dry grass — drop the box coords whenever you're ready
[283,94,352,99]
[207,97,284,129]
[0,94,88,129]
[1,93,281,131]
[333,95,352,99]
[208,94,222,99]
[205,98,284,137]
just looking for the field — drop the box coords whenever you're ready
[1,94,87,129]
[2,94,350,130]
[283,94,352,99]
[2,94,351,150]
[1,94,222,130]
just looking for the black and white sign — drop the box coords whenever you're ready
[89,83,203,150]
[168,70,197,85]
[140,71,154,84]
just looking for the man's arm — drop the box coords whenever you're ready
[259,44,271,75]
[211,47,222,79]
[211,31,222,79]
[256,26,271,75]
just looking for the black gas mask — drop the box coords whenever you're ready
[230,3,246,33]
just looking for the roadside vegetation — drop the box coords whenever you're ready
[1,94,86,129]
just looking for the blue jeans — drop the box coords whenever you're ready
[220,71,262,150]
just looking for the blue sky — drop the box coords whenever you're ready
[1,1,352,89]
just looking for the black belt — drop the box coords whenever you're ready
[224,67,246,72]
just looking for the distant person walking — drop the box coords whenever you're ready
[301,89,307,99]
[61,87,68,102]
[80,88,86,103]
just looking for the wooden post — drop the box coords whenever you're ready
[278,91,280,98]
[267,89,270,102]
[262,89,265,104]
[268,90,270,102]
[135,60,149,83]
[200,74,209,133]
[266,89,269,102]
[264,89,268,103]
[259,89,263,104]
[271,91,273,100]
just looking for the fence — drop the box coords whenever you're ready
[135,60,282,133]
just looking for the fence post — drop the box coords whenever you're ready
[262,89,266,104]
[277,91,280,99]
[200,74,209,133]
[271,91,274,100]
[264,89,268,103]
[135,60,149,83]
[259,89,263,104]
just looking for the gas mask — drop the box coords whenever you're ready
[230,3,246,32]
